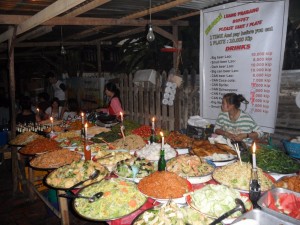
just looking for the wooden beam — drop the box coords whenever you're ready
[123,0,192,19]
[0,0,89,43]
[97,27,145,41]
[69,0,192,40]
[169,11,200,21]
[0,15,188,27]
[154,26,178,44]
[16,0,111,42]
[14,41,95,48]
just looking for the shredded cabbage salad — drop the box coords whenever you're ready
[133,201,212,225]
[190,184,251,218]
[74,178,147,220]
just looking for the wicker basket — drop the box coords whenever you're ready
[282,140,300,159]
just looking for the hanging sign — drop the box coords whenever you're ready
[199,0,289,133]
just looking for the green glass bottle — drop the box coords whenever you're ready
[158,149,166,171]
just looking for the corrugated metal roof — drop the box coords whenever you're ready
[0,0,233,46]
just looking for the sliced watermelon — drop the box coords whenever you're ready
[266,191,276,206]
[276,193,300,219]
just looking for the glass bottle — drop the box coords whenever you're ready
[149,129,155,144]
[249,168,261,208]
[158,149,166,171]
[84,139,91,161]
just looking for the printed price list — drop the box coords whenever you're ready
[249,51,273,114]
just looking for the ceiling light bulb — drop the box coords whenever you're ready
[146,25,155,42]
[61,45,66,55]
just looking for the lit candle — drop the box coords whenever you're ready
[120,112,123,123]
[160,131,164,149]
[252,142,257,169]
[152,117,155,130]
[84,123,88,140]
[81,112,85,125]
[50,116,53,131]
[37,108,39,114]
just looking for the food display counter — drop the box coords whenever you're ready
[9,121,300,225]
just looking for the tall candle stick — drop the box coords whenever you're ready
[81,113,85,125]
[160,132,164,149]
[84,123,88,140]
[151,117,155,130]
[252,142,257,169]
[50,117,53,131]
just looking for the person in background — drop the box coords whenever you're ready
[96,82,124,116]
[36,92,51,121]
[45,97,63,120]
[16,96,36,124]
[46,71,66,106]
[214,93,264,142]
[62,98,80,121]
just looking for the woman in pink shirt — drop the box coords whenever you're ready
[97,82,124,116]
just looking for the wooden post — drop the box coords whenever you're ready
[97,42,102,77]
[8,26,19,194]
[57,190,70,225]
[172,25,178,69]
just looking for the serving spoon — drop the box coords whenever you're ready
[58,191,104,203]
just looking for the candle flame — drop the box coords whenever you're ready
[253,142,256,154]
[84,123,88,128]
[37,108,39,112]
[120,112,123,116]
[81,112,84,117]
[152,117,155,122]
[50,117,53,122]
[160,131,164,137]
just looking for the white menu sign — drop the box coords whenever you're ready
[199,0,289,133]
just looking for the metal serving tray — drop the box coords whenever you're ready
[232,209,295,225]
[257,188,300,225]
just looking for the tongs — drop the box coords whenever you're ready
[209,198,246,225]
[95,137,116,149]
[68,169,100,189]
[97,153,113,160]
[58,191,103,203]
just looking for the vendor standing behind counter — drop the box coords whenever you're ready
[96,82,124,116]
[214,93,264,143]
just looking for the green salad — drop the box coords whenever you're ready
[115,157,156,179]
[241,144,300,174]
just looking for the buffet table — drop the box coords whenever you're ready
[9,124,300,225]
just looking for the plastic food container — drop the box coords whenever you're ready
[257,188,300,224]
[232,209,295,225]
[282,140,300,159]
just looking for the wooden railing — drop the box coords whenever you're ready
[119,70,200,131]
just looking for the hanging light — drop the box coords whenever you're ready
[60,26,66,55]
[146,0,155,42]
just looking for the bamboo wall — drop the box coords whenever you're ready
[119,70,200,131]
